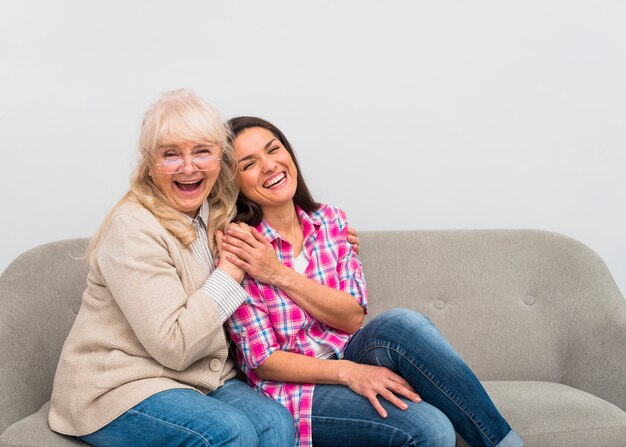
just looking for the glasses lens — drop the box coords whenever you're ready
[192,156,220,171]
[158,159,184,174]
[156,156,220,174]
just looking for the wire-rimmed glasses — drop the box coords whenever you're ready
[147,152,221,175]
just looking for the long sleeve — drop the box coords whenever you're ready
[201,269,248,322]
[226,281,281,370]
[333,207,368,309]
[97,213,226,371]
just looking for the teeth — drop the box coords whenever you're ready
[177,180,201,184]
[264,173,286,188]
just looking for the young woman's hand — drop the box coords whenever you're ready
[347,226,360,254]
[220,223,285,285]
[339,360,421,418]
[215,230,245,283]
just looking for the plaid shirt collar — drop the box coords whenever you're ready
[256,205,322,246]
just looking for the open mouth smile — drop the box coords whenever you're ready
[174,179,204,192]
[263,172,287,189]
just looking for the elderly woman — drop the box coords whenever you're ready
[222,117,525,447]
[48,91,295,447]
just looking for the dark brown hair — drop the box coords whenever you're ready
[227,116,319,225]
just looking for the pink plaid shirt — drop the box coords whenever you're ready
[226,204,368,447]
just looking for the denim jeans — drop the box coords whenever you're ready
[312,309,524,447]
[80,379,295,447]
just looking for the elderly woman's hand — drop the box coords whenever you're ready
[215,229,245,283]
[220,223,285,285]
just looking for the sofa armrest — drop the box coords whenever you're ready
[0,239,89,435]
[562,278,626,411]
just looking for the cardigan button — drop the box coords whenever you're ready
[209,359,222,372]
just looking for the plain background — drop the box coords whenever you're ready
[1,1,625,296]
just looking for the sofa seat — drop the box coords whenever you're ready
[456,381,626,447]
[0,402,85,447]
[3,381,625,447]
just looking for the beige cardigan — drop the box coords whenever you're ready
[48,199,236,436]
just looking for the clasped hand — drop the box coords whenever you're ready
[218,222,283,285]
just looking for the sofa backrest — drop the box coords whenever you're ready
[359,229,621,383]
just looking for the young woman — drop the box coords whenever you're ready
[222,117,525,447]
[48,92,295,447]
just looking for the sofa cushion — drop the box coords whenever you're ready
[455,381,626,447]
[4,382,625,447]
[0,402,86,447]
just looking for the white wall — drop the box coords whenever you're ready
[1,1,625,295]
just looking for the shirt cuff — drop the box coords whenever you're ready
[201,269,248,322]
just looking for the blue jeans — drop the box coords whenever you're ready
[312,309,524,447]
[80,379,295,447]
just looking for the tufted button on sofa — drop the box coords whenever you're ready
[1,230,626,446]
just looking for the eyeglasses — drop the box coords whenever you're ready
[148,153,221,175]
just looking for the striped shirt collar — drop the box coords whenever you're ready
[183,200,209,229]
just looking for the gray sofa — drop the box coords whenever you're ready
[1,230,626,446]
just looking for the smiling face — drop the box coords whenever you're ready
[149,140,222,217]
[233,127,298,213]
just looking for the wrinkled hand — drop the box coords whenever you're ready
[341,361,421,418]
[221,222,284,285]
[215,229,245,283]
[347,226,360,255]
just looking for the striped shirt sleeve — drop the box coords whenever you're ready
[201,269,248,322]
[189,202,248,322]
